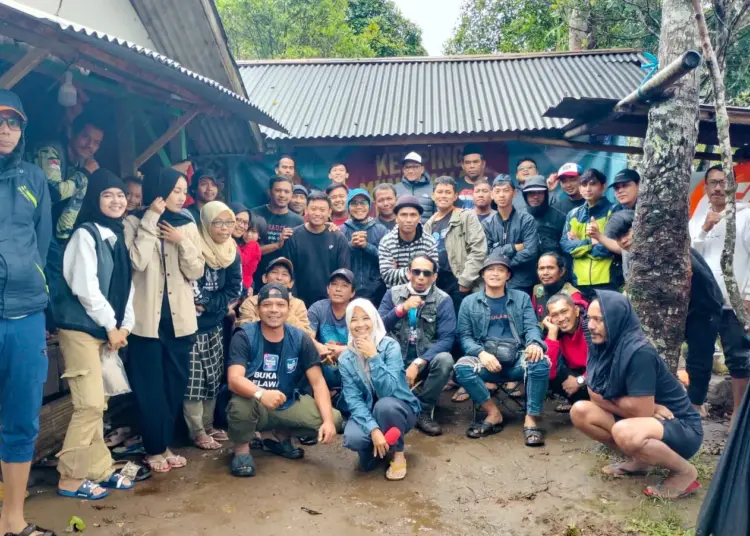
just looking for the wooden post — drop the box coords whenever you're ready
[115,99,136,176]
[134,110,199,169]
[0,47,47,88]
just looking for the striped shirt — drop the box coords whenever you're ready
[377,225,438,288]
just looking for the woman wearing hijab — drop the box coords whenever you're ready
[339,299,421,481]
[184,201,242,450]
[54,169,135,500]
[228,202,263,294]
[533,252,587,323]
[124,168,205,473]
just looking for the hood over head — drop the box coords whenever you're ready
[522,175,550,217]
[0,89,27,170]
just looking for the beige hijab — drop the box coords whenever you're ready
[199,201,237,270]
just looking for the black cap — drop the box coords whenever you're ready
[329,268,355,288]
[462,143,484,158]
[610,168,640,188]
[257,283,290,304]
[480,253,512,276]
[265,257,295,279]
[293,185,309,197]
[394,195,424,215]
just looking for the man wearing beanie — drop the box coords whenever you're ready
[378,195,438,288]
[342,188,388,304]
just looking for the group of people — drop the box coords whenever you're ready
[0,88,749,536]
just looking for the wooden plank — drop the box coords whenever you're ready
[0,47,47,88]
[34,395,73,462]
[134,110,199,169]
[115,99,137,176]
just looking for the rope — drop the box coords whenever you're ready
[637,52,659,101]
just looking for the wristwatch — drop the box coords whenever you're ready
[254,388,266,401]
[576,376,586,387]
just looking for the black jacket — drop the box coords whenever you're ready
[522,187,566,256]
[482,208,540,290]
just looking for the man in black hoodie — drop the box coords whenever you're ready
[521,175,566,257]
[0,89,54,536]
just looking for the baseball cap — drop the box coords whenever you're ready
[480,253,512,275]
[402,151,422,165]
[293,184,309,197]
[0,89,27,122]
[558,163,583,177]
[257,283,290,304]
[329,268,355,287]
[610,168,641,188]
[394,195,423,215]
[521,175,548,193]
[492,174,514,188]
[265,257,295,279]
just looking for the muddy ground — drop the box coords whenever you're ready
[22,393,726,536]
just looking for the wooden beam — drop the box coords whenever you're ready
[0,47,47,88]
[135,110,199,169]
[115,99,136,176]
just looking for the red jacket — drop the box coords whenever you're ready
[546,317,588,380]
[237,241,261,290]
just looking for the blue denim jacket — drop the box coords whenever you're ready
[457,288,545,356]
[339,336,421,435]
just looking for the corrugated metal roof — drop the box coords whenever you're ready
[0,0,285,133]
[238,50,645,141]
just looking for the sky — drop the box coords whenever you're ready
[392,0,464,56]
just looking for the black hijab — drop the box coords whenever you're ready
[587,290,651,400]
[135,167,193,227]
[76,168,132,329]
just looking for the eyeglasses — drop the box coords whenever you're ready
[349,200,369,207]
[411,268,434,278]
[0,116,23,131]
[235,219,249,228]
[211,220,236,229]
[403,164,422,171]
[517,165,536,172]
[707,179,727,188]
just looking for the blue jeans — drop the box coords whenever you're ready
[0,313,48,463]
[343,397,417,471]
[453,355,550,417]
[322,364,349,415]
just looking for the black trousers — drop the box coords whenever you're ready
[549,366,589,404]
[685,311,721,406]
[127,333,194,455]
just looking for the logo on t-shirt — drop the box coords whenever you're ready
[263,353,279,371]
[286,357,298,373]
[490,311,509,322]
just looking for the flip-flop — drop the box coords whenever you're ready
[452,387,471,403]
[112,438,146,458]
[6,523,56,536]
[57,479,110,500]
[466,421,504,438]
[262,438,305,460]
[601,462,650,476]
[555,403,572,413]
[385,461,407,481]
[643,480,701,500]
[207,429,229,442]
[142,457,171,473]
[231,453,256,477]
[523,426,546,447]
[165,454,187,468]
[99,472,134,490]
[194,435,222,450]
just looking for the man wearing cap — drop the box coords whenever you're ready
[455,144,491,210]
[611,169,640,212]
[521,176,566,257]
[424,176,487,313]
[238,257,314,337]
[227,283,342,477]
[483,175,540,296]
[342,188,388,304]
[326,183,350,226]
[548,163,585,217]
[394,152,435,222]
[454,255,550,446]
[378,255,456,436]
[187,170,220,223]
[472,179,496,222]
[290,185,308,218]
[282,191,350,307]
[0,89,54,536]
[378,195,438,288]
[308,269,357,407]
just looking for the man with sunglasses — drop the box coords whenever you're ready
[0,89,55,536]
[378,255,456,436]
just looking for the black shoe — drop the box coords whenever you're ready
[262,438,305,459]
[416,411,442,436]
[298,436,318,446]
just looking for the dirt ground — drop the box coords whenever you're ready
[21,393,724,536]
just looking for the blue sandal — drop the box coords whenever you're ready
[58,479,110,500]
[99,471,134,490]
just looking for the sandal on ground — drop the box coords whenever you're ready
[112,439,146,458]
[57,479,110,500]
[643,480,701,500]
[207,428,229,442]
[251,437,264,450]
[113,461,152,482]
[452,387,471,403]
[601,462,650,477]
[385,461,407,481]
[99,472,134,490]
[104,427,131,448]
[231,453,256,477]
[466,421,504,438]
[555,403,572,413]
[262,438,305,460]
[298,436,318,446]
[142,456,171,473]
[165,454,187,468]
[523,426,546,447]
[506,382,524,398]
[5,523,56,536]
[194,435,222,450]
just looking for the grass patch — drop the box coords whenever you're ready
[690,449,718,484]
[627,500,695,536]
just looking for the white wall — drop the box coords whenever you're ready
[17,0,156,50]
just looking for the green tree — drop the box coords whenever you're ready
[347,0,427,56]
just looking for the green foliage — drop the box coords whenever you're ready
[627,500,695,536]
[216,0,426,60]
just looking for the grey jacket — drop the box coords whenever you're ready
[394,172,435,222]
[424,209,487,289]
[482,209,540,290]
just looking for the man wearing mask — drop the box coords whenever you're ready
[689,165,750,420]
[483,175,540,296]
[342,189,388,304]
[547,163,585,216]
[373,183,398,230]
[187,170,220,223]
[472,179,495,222]
[0,89,54,536]
[378,195,438,288]
[290,185,308,218]
[326,183,349,226]
[378,255,456,436]
[455,144,491,209]
[521,176,566,257]
[394,152,435,222]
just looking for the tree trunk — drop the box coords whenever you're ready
[629,0,700,372]
[568,3,589,51]
[693,0,750,332]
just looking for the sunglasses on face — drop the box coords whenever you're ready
[411,268,433,278]
[349,199,369,207]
